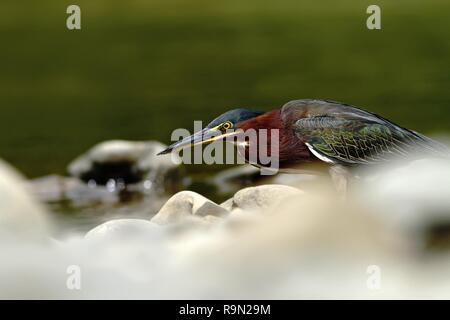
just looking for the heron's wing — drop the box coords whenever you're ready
[293,115,446,165]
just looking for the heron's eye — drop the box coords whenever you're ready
[222,121,233,130]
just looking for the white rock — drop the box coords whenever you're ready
[68,140,179,184]
[358,158,450,248]
[220,198,234,211]
[172,191,409,299]
[0,159,49,239]
[1,169,450,299]
[151,191,229,225]
[85,219,163,242]
[228,184,303,212]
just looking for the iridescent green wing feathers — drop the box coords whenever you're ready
[282,99,449,165]
[293,115,447,165]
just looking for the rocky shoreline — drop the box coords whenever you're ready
[2,140,450,298]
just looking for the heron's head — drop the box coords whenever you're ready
[157,108,263,155]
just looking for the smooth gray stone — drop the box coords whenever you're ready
[152,191,229,225]
[226,184,303,211]
[68,140,179,186]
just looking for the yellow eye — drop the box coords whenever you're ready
[222,122,233,130]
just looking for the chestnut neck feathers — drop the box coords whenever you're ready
[236,110,313,166]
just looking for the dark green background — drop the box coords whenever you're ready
[1,0,449,177]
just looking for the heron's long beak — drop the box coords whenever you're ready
[157,127,235,155]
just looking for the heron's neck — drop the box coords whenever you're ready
[236,109,312,167]
[237,110,283,131]
[235,110,283,166]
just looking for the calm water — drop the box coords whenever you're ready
[1,0,449,178]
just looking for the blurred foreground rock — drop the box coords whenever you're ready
[85,219,163,242]
[357,158,450,251]
[0,159,50,239]
[4,158,450,298]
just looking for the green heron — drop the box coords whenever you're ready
[158,99,448,191]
